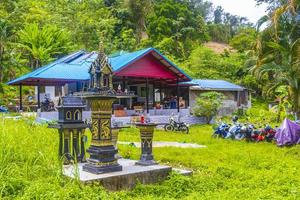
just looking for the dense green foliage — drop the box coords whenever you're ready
[250,0,300,116]
[193,92,224,123]
[0,0,300,116]
[1,117,300,199]
[0,0,252,92]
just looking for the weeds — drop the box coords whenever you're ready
[0,118,299,199]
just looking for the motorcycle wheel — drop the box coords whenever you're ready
[180,125,189,134]
[164,124,174,132]
[212,133,221,138]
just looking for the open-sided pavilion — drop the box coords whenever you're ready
[7,47,193,114]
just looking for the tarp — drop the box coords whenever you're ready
[275,118,300,146]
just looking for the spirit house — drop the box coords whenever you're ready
[53,96,87,164]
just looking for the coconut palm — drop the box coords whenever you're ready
[251,0,300,116]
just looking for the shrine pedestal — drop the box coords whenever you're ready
[135,123,158,166]
[83,96,122,174]
[64,159,174,191]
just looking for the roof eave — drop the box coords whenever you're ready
[190,87,245,91]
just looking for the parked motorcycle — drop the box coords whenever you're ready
[243,124,256,142]
[41,96,55,112]
[261,125,276,142]
[164,115,189,134]
[225,116,241,139]
[212,122,230,138]
[0,106,8,113]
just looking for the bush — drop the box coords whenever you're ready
[193,92,224,124]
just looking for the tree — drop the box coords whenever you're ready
[193,92,224,124]
[17,23,73,69]
[185,46,245,81]
[270,86,292,122]
[230,28,257,52]
[251,0,300,117]
[125,0,153,42]
[148,0,208,59]
[213,6,223,24]
[0,19,13,82]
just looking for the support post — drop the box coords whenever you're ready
[122,76,126,91]
[159,83,162,103]
[187,87,190,107]
[146,78,149,114]
[152,82,155,108]
[19,84,23,112]
[237,91,240,107]
[37,85,41,109]
[176,78,180,113]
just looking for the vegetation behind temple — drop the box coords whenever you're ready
[1,0,300,116]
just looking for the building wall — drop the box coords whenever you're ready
[35,85,66,104]
[189,89,250,116]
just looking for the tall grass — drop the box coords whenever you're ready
[0,117,300,199]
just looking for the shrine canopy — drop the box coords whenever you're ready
[7,47,191,86]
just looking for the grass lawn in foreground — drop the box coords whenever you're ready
[0,118,300,199]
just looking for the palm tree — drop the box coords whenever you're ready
[17,23,72,69]
[251,0,300,117]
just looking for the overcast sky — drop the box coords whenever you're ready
[209,0,268,24]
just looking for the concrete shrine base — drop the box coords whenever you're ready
[63,159,191,191]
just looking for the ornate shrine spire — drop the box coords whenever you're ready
[88,41,113,92]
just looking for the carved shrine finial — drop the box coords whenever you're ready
[99,41,104,54]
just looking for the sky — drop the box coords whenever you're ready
[209,0,268,24]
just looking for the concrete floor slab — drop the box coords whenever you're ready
[118,141,207,148]
[63,159,190,190]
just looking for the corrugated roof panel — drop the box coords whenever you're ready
[7,47,191,85]
[182,79,244,91]
[110,47,152,71]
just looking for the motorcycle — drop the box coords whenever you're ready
[164,115,189,134]
[224,116,240,139]
[212,122,230,138]
[225,122,242,139]
[261,125,276,142]
[41,96,55,112]
[0,106,8,113]
[242,124,256,141]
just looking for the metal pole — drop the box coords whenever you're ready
[19,84,23,112]
[37,85,41,109]
[146,78,149,114]
[177,78,180,113]
[187,87,190,107]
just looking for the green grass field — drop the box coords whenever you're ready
[1,117,300,199]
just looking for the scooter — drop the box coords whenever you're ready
[0,106,8,113]
[212,122,230,138]
[225,116,241,139]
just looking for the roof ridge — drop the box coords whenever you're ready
[111,47,153,72]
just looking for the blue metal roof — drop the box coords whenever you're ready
[182,79,244,91]
[7,47,191,85]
